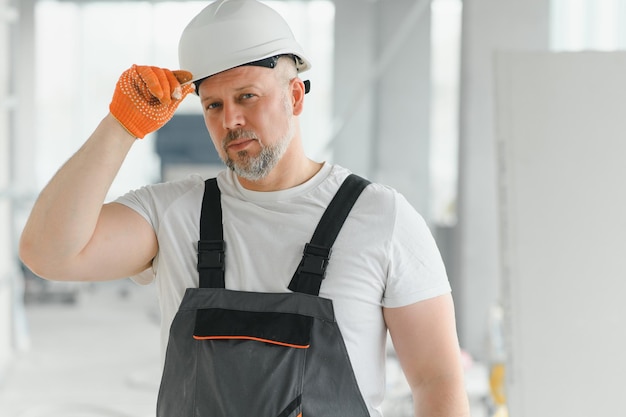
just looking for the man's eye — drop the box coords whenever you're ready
[206,102,221,110]
[241,93,255,100]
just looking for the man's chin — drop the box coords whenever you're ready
[228,163,272,182]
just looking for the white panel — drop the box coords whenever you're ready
[495,51,626,416]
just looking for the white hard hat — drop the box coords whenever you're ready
[178,0,312,85]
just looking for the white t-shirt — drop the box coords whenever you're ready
[116,163,451,416]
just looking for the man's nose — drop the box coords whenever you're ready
[222,103,244,130]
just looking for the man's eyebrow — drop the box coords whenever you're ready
[233,84,259,94]
[201,84,259,103]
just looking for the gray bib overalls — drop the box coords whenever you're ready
[156,174,371,416]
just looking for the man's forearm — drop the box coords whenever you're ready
[19,114,135,278]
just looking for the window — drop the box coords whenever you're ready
[430,0,462,225]
[551,0,626,51]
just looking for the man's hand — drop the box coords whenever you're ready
[109,65,194,139]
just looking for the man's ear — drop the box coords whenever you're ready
[290,78,305,116]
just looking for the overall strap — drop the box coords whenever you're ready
[288,174,371,296]
[197,178,226,288]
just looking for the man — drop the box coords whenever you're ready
[20,1,470,416]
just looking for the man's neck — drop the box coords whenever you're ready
[237,157,323,192]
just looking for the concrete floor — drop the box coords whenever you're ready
[0,280,489,417]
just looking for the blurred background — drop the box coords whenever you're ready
[1,0,625,416]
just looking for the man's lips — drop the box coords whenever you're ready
[226,138,256,152]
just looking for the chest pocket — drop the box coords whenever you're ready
[193,297,314,417]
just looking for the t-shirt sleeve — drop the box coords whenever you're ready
[114,175,205,234]
[114,186,158,231]
[114,175,204,285]
[113,175,205,286]
[382,193,451,308]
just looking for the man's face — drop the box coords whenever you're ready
[197,65,296,181]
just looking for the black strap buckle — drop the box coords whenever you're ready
[197,240,225,271]
[197,240,226,289]
[298,243,331,277]
[289,244,331,296]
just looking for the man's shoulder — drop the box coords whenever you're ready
[148,174,206,196]
[327,164,395,194]
[118,174,207,209]
[321,165,400,219]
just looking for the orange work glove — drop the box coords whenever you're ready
[109,65,194,139]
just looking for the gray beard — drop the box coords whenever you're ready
[223,123,294,182]
[226,144,284,181]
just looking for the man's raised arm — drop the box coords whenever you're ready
[19,66,193,282]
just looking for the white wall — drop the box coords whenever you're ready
[495,50,626,417]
